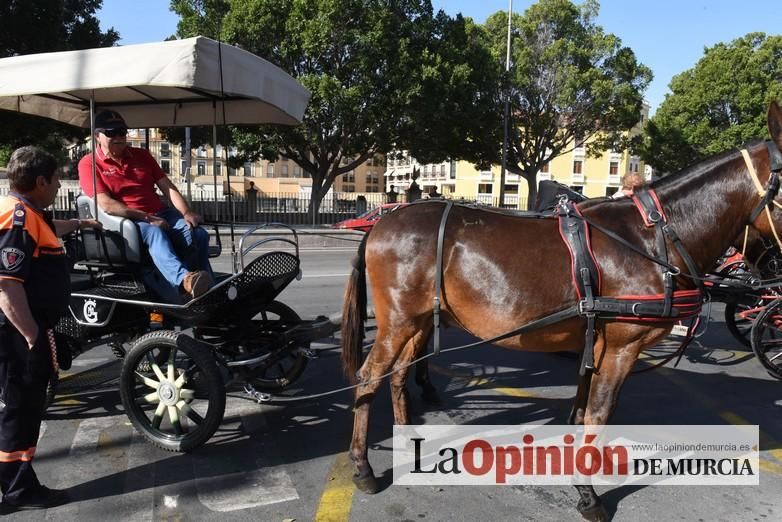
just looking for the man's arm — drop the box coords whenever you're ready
[156,177,202,228]
[53,218,103,237]
[0,279,38,348]
[94,193,167,227]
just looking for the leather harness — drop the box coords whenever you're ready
[429,140,782,376]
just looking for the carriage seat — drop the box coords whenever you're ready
[76,194,143,268]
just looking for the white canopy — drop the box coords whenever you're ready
[0,36,310,128]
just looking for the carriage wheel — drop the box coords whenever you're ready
[242,301,309,391]
[120,330,225,452]
[724,298,762,348]
[750,298,782,380]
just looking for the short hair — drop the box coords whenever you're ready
[7,146,58,192]
[621,172,645,190]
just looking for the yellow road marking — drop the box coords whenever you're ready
[720,410,782,473]
[314,451,355,522]
[430,364,539,399]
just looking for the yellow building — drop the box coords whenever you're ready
[122,129,384,198]
[385,105,650,206]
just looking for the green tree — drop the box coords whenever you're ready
[0,0,119,165]
[170,0,499,213]
[482,0,651,208]
[640,33,782,175]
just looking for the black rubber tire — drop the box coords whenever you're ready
[120,330,226,452]
[244,301,309,391]
[750,298,782,380]
[724,299,757,348]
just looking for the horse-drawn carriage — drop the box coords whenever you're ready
[0,36,338,452]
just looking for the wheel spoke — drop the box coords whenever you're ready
[768,351,782,363]
[151,402,166,429]
[177,401,204,425]
[168,406,183,435]
[179,388,195,401]
[175,370,187,388]
[135,371,160,390]
[167,347,178,382]
[147,352,166,382]
[140,391,160,404]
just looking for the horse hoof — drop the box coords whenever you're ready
[353,473,379,494]
[578,502,609,522]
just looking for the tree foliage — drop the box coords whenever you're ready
[482,0,651,207]
[0,0,120,166]
[169,0,499,211]
[640,33,782,175]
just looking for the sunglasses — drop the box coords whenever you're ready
[99,128,128,138]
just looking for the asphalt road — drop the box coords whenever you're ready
[6,245,782,521]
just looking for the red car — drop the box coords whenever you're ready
[333,203,408,232]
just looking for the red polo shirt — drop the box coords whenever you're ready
[78,146,166,214]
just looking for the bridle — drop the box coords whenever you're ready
[743,140,782,249]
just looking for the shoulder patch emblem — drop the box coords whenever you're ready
[1,247,25,271]
[14,209,24,217]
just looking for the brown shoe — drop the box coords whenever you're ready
[182,270,210,298]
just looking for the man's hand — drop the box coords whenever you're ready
[183,210,203,228]
[80,218,103,230]
[147,214,170,230]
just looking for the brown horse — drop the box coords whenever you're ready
[341,102,782,521]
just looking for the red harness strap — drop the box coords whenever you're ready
[631,188,667,227]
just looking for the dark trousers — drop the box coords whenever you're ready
[0,324,52,503]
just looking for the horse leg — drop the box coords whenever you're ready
[349,325,415,494]
[573,344,639,522]
[390,329,433,424]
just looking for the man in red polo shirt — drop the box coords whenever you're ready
[78,110,211,300]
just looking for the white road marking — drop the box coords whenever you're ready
[38,421,47,441]
[163,495,178,508]
[192,399,298,511]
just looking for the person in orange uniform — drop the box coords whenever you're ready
[0,146,100,511]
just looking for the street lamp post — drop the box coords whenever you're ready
[499,0,512,209]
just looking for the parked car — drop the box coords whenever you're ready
[333,203,409,232]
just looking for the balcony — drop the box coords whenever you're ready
[538,172,552,181]
[608,174,620,184]
[571,173,584,183]
[479,170,493,181]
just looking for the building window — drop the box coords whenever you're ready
[293,165,303,177]
[181,161,188,178]
[440,165,446,177]
[243,162,254,177]
[267,164,274,177]
[160,159,170,174]
[160,142,170,158]
[541,163,550,173]
[344,171,355,183]
[215,145,223,157]
[215,162,221,175]
[606,187,619,197]
[609,161,619,175]
[503,184,518,194]
[197,161,206,176]
[197,146,207,158]
[478,183,493,194]
[569,185,584,194]
[281,165,288,176]
[574,135,585,148]
[573,160,583,174]
[450,160,456,179]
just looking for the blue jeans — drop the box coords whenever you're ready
[137,207,212,302]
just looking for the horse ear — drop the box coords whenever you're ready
[769,101,782,149]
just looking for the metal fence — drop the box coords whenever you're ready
[0,180,529,225]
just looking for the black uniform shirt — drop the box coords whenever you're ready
[0,194,70,328]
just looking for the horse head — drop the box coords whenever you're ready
[744,101,782,247]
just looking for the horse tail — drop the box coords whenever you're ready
[341,234,369,383]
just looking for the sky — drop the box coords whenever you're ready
[97,0,782,114]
